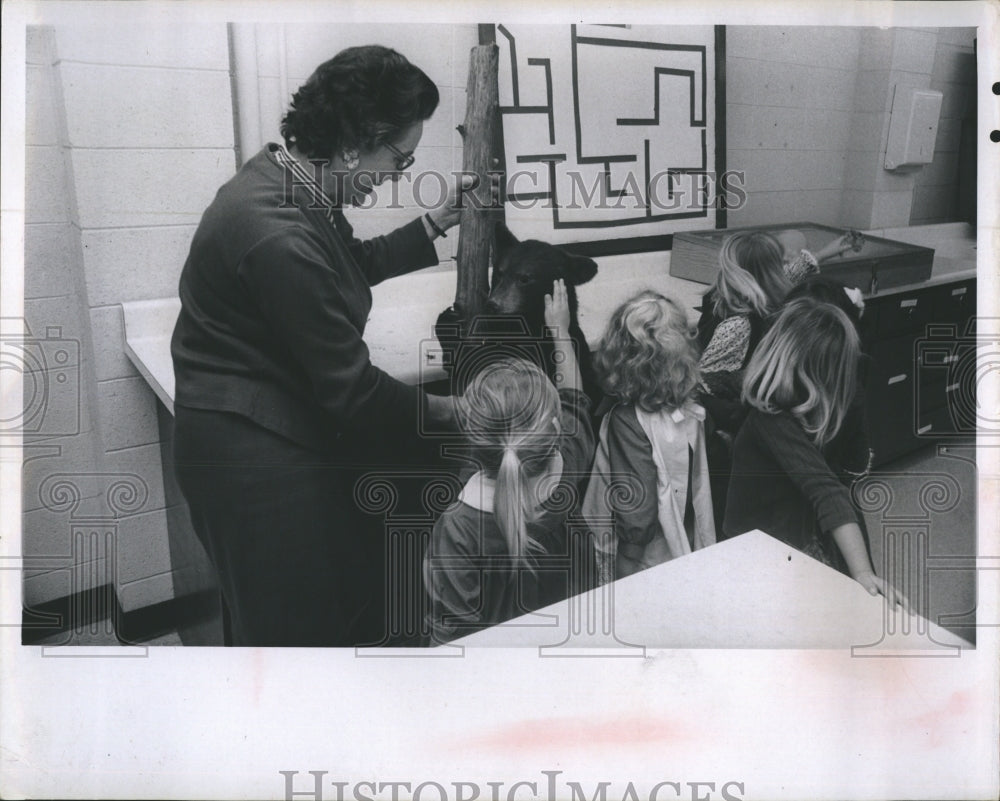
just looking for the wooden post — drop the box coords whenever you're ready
[454,44,500,333]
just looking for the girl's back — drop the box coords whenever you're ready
[427,427,590,643]
[424,283,594,644]
[724,408,854,572]
[586,291,715,581]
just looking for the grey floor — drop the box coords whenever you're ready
[860,439,978,645]
[32,439,980,648]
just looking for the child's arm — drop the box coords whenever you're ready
[814,231,864,263]
[832,522,910,613]
[544,279,583,393]
[758,413,910,610]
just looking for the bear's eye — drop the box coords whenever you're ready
[516,274,533,286]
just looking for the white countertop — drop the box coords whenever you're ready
[122,223,977,411]
[122,248,709,409]
[866,222,977,294]
[450,529,972,651]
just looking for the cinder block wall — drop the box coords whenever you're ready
[22,26,108,609]
[726,26,862,226]
[910,27,977,225]
[22,24,236,615]
[726,26,975,230]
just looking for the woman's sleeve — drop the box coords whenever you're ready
[557,388,595,479]
[423,515,482,644]
[605,406,661,547]
[339,213,439,285]
[756,413,859,533]
[237,228,426,434]
[699,315,751,374]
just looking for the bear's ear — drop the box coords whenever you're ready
[494,221,520,260]
[563,253,598,286]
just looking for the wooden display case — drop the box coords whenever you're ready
[670,221,935,293]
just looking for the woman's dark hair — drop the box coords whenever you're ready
[280,45,439,159]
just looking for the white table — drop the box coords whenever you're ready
[451,530,972,653]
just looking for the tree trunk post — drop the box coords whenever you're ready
[454,44,500,335]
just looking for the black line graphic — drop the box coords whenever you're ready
[498,24,713,231]
[527,57,555,145]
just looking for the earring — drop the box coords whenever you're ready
[341,149,359,170]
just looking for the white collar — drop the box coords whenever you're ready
[458,452,565,513]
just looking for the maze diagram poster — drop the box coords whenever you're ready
[496,24,722,254]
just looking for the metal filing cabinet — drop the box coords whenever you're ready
[864,278,977,465]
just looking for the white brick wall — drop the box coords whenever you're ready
[725,26,861,227]
[58,23,234,612]
[910,28,976,225]
[22,23,235,613]
[727,26,971,231]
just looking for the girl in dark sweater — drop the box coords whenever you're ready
[724,296,908,609]
[423,281,594,643]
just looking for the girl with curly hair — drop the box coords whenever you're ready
[583,291,716,582]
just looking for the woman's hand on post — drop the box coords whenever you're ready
[428,159,503,234]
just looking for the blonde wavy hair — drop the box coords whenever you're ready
[458,358,562,568]
[742,296,860,446]
[594,291,701,412]
[711,231,791,319]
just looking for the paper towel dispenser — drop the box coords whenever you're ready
[884,86,943,170]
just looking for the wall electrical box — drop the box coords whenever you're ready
[884,86,943,170]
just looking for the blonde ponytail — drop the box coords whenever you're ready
[494,446,537,570]
[458,358,559,570]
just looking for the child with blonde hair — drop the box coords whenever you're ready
[583,291,715,582]
[423,281,594,643]
[724,296,908,608]
[697,231,791,384]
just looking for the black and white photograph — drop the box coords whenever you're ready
[1,0,997,798]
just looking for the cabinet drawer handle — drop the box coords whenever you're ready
[888,373,908,385]
[917,423,933,435]
[951,287,967,297]
[946,383,960,393]
[900,299,918,309]
[944,354,959,364]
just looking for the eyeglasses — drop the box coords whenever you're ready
[383,141,415,171]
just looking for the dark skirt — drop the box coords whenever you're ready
[172,405,388,647]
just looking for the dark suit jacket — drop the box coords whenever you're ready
[171,144,439,455]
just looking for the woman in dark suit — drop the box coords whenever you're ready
[171,45,465,646]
